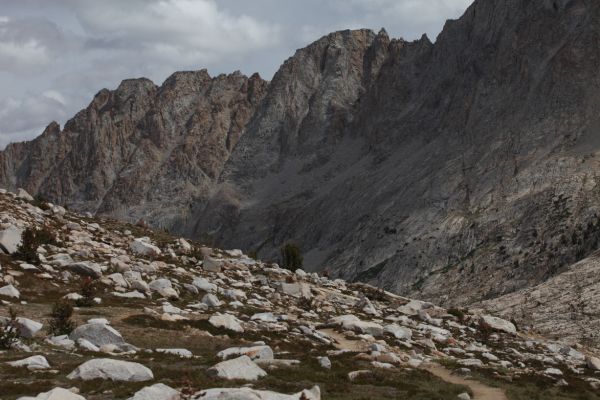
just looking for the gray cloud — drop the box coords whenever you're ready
[0,0,473,150]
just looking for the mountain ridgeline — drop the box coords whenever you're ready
[2,0,600,306]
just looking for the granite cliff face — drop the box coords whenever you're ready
[2,0,600,308]
[197,0,600,306]
[0,70,267,230]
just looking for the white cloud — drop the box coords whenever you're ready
[0,91,69,148]
[0,38,49,70]
[0,16,79,73]
[75,0,280,62]
[42,90,66,105]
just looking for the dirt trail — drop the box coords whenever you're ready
[318,328,370,352]
[425,364,509,400]
[321,328,508,400]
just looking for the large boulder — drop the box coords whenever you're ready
[15,317,44,338]
[67,261,103,278]
[69,323,125,347]
[277,282,312,299]
[207,355,267,381]
[16,188,34,201]
[202,256,223,272]
[480,315,517,334]
[0,225,23,254]
[194,386,321,400]
[192,277,217,292]
[587,356,600,371]
[7,355,50,371]
[149,278,179,298]
[202,293,222,307]
[330,315,383,337]
[130,238,161,257]
[17,387,86,400]
[67,358,153,381]
[0,284,20,298]
[209,313,244,333]
[128,383,180,400]
[384,324,412,341]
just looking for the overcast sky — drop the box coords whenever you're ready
[0,0,473,149]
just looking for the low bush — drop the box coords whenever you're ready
[14,227,56,263]
[280,243,303,271]
[48,300,76,335]
[75,277,98,307]
[0,308,19,350]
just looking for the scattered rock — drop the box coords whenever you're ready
[0,284,20,298]
[67,358,154,381]
[69,323,126,348]
[67,261,103,278]
[480,315,516,334]
[7,355,50,370]
[207,355,267,381]
[217,345,274,360]
[0,225,23,255]
[130,238,161,257]
[202,256,223,272]
[209,313,244,333]
[156,348,193,358]
[128,383,180,400]
[277,282,312,298]
[318,356,332,369]
[202,293,221,307]
[17,387,86,400]
[16,317,43,338]
[194,386,320,400]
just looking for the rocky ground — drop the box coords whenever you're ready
[2,189,600,399]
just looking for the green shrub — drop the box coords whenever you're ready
[32,194,51,211]
[280,243,303,271]
[447,308,466,321]
[75,277,98,307]
[48,300,76,335]
[14,227,56,263]
[0,308,19,350]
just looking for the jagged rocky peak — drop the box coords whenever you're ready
[41,121,61,137]
[221,29,393,185]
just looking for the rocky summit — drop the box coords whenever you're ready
[2,189,600,399]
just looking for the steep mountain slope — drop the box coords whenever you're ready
[2,0,600,307]
[476,252,600,347]
[196,0,600,305]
